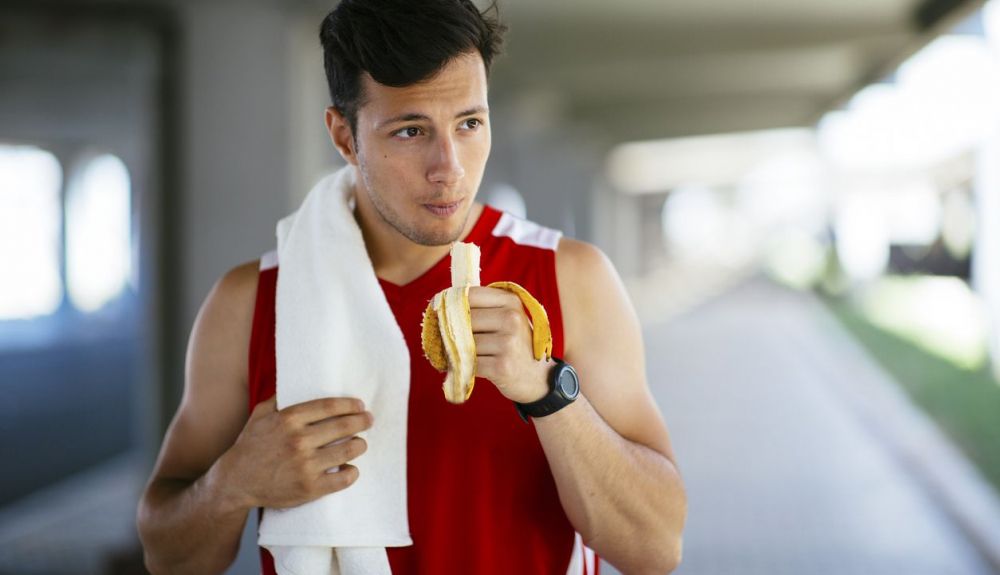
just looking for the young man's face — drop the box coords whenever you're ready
[349,51,492,247]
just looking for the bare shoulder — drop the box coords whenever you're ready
[554,237,637,354]
[203,260,261,331]
[556,237,621,293]
[151,259,262,481]
[554,236,611,279]
[554,238,673,458]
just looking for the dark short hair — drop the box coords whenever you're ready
[319,0,506,135]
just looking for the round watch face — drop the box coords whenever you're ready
[557,367,580,397]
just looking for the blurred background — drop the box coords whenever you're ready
[1,0,1000,573]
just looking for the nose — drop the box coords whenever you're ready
[427,133,465,186]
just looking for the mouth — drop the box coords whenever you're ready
[423,199,463,217]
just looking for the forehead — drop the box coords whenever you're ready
[358,52,489,123]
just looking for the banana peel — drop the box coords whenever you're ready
[420,242,553,404]
[483,281,553,363]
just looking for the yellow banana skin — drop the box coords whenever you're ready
[420,242,553,404]
[485,281,553,363]
[420,293,447,372]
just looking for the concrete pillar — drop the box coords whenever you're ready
[974,1,1000,382]
[175,1,293,406]
[973,124,1000,382]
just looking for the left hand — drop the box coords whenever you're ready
[468,286,553,403]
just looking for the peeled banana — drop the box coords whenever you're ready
[420,242,553,404]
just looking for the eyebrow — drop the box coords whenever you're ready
[379,106,488,128]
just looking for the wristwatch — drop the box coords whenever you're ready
[514,359,580,423]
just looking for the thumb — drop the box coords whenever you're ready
[252,393,278,417]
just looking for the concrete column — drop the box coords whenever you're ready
[973,124,1000,382]
[176,1,293,405]
[974,2,1000,382]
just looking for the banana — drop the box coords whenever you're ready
[420,242,553,404]
[483,281,553,363]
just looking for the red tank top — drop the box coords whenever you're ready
[247,205,597,575]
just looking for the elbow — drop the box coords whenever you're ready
[136,504,167,575]
[626,514,687,575]
[142,552,167,575]
[135,499,158,571]
[587,532,683,575]
[629,536,682,575]
[659,535,683,574]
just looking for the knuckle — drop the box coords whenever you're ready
[502,308,521,328]
[293,476,311,495]
[293,455,313,475]
[502,333,517,351]
[277,411,298,430]
[286,432,308,453]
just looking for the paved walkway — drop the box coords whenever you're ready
[604,277,998,575]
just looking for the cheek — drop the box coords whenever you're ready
[463,140,491,173]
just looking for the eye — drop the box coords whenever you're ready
[393,126,423,139]
[460,118,483,131]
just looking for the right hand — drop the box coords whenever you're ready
[217,395,373,510]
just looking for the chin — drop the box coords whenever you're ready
[410,219,467,247]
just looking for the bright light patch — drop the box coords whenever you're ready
[607,128,816,194]
[66,154,132,313]
[983,0,1000,52]
[765,229,828,290]
[818,36,999,171]
[0,145,63,320]
[661,185,754,266]
[662,186,726,257]
[860,276,989,370]
[835,194,890,282]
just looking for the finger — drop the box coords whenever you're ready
[316,436,368,470]
[282,397,366,426]
[305,412,374,448]
[467,286,519,309]
[316,464,360,495]
[470,307,518,333]
[473,332,518,357]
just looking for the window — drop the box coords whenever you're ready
[0,145,63,321]
[0,146,134,329]
[66,153,133,313]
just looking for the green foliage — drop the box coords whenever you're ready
[823,295,1000,494]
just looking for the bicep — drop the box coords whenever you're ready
[558,240,675,461]
[150,262,259,482]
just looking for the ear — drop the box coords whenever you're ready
[325,106,359,166]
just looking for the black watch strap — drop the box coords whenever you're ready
[514,359,580,422]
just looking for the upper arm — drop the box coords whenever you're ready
[556,239,675,461]
[148,260,261,483]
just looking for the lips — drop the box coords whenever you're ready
[424,200,462,216]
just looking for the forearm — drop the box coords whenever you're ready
[534,395,686,574]
[137,457,251,575]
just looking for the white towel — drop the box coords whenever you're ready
[259,166,412,575]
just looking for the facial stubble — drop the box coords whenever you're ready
[356,160,471,247]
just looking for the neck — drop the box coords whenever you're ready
[352,188,484,286]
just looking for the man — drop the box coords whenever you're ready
[137,1,686,573]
